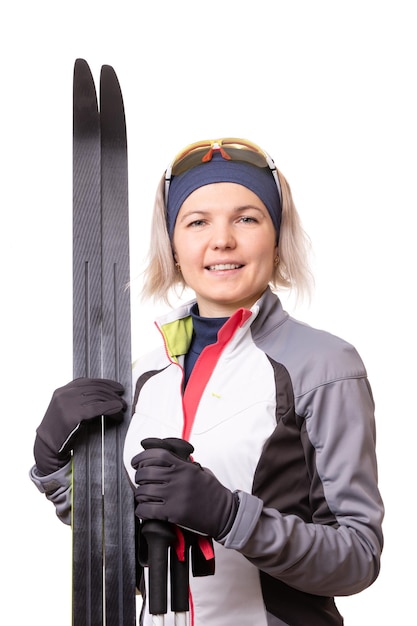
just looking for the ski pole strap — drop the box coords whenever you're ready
[174,527,215,576]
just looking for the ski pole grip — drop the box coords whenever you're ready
[141,520,175,616]
[140,438,194,616]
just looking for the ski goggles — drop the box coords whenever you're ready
[164,137,282,204]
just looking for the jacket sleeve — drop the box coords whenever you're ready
[220,375,384,597]
[30,462,72,525]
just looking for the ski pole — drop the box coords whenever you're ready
[141,438,194,625]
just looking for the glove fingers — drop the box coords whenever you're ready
[53,384,127,420]
[71,378,125,395]
[79,397,127,418]
[131,448,177,470]
[135,487,165,498]
[135,467,171,487]
[135,502,168,522]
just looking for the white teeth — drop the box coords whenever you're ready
[208,263,241,270]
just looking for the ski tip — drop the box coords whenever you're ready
[100,64,119,84]
[73,58,95,87]
[100,65,124,111]
[73,59,99,133]
[74,58,90,72]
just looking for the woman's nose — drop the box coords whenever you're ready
[210,223,236,250]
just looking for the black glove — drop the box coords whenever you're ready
[132,441,239,540]
[34,378,127,475]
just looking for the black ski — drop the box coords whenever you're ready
[100,63,136,625]
[72,58,136,626]
[72,58,103,625]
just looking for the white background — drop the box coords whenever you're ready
[2,1,415,624]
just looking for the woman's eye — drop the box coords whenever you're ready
[239,216,257,224]
[188,219,206,227]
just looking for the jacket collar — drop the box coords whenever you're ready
[155,287,287,359]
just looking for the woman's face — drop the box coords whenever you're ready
[172,182,278,317]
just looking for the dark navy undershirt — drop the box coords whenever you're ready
[183,303,229,387]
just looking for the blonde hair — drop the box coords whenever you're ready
[141,170,313,305]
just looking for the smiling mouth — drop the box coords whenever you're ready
[206,263,243,271]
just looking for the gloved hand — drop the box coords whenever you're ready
[132,440,239,540]
[34,378,127,475]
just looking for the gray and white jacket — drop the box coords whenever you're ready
[123,287,384,626]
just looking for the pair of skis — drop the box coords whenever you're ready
[72,59,191,626]
[72,58,136,625]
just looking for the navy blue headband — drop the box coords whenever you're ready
[166,152,282,240]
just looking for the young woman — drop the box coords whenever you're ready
[31,138,384,625]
